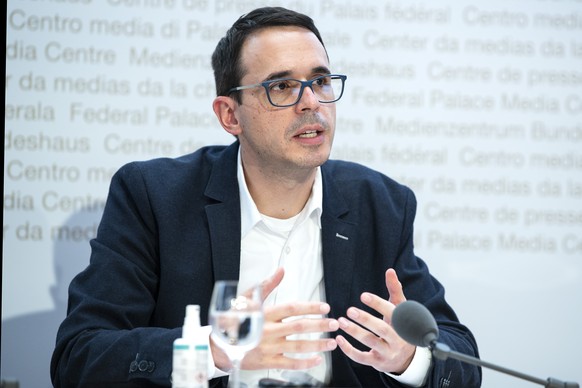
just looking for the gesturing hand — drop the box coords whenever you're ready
[210,268,339,372]
[241,301,339,370]
[335,268,416,374]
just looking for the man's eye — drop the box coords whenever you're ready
[270,81,290,92]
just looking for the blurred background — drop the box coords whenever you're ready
[3,0,581,386]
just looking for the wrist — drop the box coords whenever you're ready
[209,336,232,372]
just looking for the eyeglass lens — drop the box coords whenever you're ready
[267,76,343,107]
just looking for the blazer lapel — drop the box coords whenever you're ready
[204,142,242,282]
[320,165,358,317]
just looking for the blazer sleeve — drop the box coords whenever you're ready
[51,162,179,388]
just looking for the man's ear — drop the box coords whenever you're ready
[212,96,242,136]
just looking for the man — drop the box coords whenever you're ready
[51,7,481,387]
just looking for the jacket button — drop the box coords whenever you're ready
[138,360,149,372]
[129,360,138,373]
[147,361,156,372]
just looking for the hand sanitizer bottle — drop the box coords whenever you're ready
[172,305,209,388]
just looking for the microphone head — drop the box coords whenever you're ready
[392,300,439,347]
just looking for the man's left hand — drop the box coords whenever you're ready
[335,268,416,374]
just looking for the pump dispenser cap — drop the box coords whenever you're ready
[182,304,201,339]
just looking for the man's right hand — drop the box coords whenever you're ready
[210,268,339,372]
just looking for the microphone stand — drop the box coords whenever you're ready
[431,342,579,388]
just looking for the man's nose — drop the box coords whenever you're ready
[296,83,320,111]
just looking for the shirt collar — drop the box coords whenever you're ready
[237,148,323,238]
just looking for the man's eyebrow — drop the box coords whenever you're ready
[312,66,332,75]
[263,70,292,81]
[262,66,332,82]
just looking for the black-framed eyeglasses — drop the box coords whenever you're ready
[228,74,347,107]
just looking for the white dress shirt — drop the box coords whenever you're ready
[203,149,431,387]
[237,150,327,387]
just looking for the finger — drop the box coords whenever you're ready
[338,315,389,350]
[359,292,396,323]
[267,337,338,355]
[260,267,285,301]
[386,268,406,305]
[271,318,339,337]
[335,334,376,366]
[243,352,325,371]
[266,301,331,322]
[274,354,324,370]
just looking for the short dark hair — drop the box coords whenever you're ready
[211,7,327,104]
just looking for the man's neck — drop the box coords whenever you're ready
[242,162,317,219]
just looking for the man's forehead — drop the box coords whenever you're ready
[239,26,328,81]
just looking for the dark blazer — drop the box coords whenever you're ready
[51,142,481,387]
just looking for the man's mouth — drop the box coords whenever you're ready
[297,130,319,138]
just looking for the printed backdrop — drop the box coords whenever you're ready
[3,1,581,387]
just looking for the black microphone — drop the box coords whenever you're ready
[392,300,579,388]
[392,300,439,347]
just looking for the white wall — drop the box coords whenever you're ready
[3,1,581,387]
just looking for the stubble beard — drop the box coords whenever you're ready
[286,113,335,168]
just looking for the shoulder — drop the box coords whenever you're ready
[114,144,233,181]
[131,144,230,170]
[322,159,414,202]
[106,144,238,203]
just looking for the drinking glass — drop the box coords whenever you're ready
[209,281,263,388]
